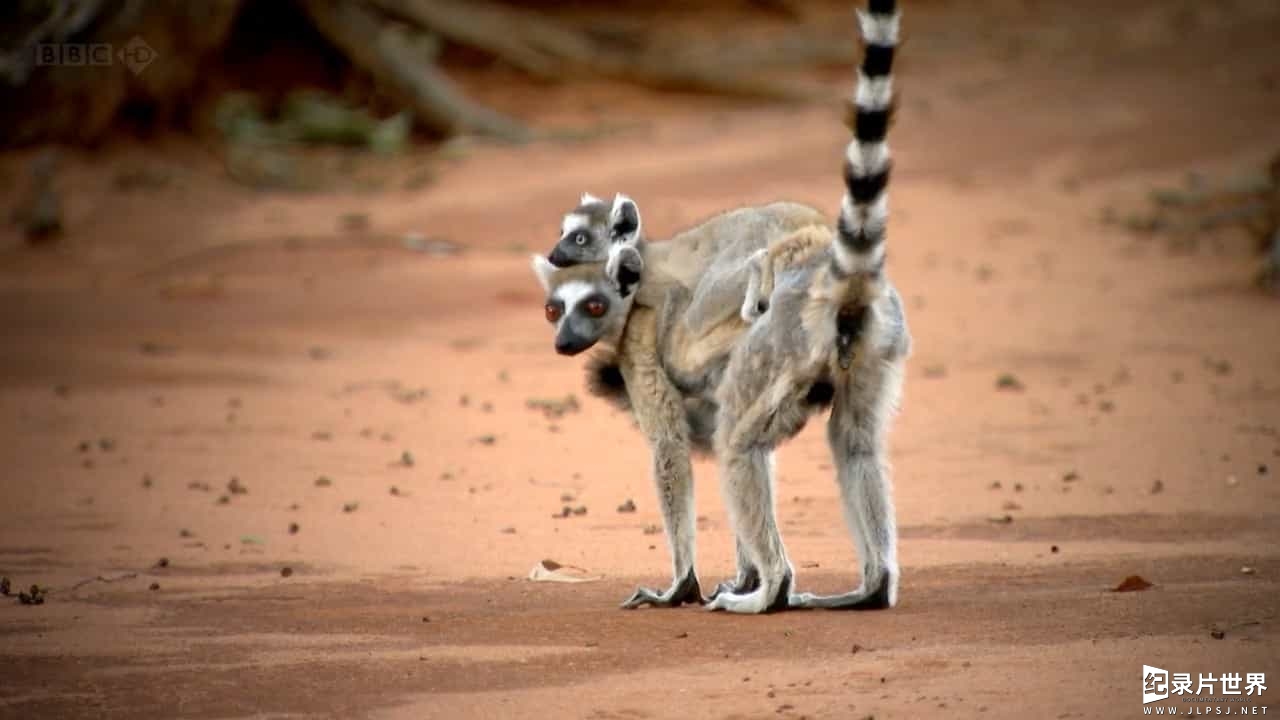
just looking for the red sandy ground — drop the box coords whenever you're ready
[1,1,1279,718]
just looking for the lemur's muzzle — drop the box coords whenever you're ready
[554,329,595,356]
[547,248,573,268]
[554,337,593,356]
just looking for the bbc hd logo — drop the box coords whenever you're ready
[34,36,157,75]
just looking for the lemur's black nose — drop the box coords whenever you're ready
[555,336,591,356]
[547,248,572,267]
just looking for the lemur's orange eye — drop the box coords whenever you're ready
[545,304,562,322]
[585,300,607,317]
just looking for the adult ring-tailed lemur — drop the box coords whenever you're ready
[531,0,908,613]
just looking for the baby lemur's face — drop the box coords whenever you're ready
[547,193,641,268]
[531,256,636,356]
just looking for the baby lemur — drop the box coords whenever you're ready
[533,0,907,613]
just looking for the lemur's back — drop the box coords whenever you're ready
[640,202,828,331]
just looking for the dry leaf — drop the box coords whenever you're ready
[1112,575,1153,592]
[527,559,601,583]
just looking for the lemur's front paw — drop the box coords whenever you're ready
[705,569,792,614]
[619,569,702,609]
[706,566,760,602]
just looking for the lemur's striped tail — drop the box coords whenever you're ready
[832,0,898,278]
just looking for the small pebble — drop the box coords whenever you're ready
[18,584,45,605]
[315,476,333,487]
[1150,479,1164,495]
[1210,629,1225,640]
[1050,545,1059,554]
[342,502,359,513]
[149,582,160,591]
[1226,475,1239,487]
[400,451,415,467]
[995,373,1024,391]
[617,499,637,513]
[280,567,293,578]
[1241,566,1256,575]
[155,557,169,568]
[288,522,300,535]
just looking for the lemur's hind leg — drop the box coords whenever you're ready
[740,249,771,322]
[789,361,903,610]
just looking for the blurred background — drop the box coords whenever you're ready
[1,1,1278,717]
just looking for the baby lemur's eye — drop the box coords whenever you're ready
[584,299,607,317]
[574,232,589,246]
[545,303,562,323]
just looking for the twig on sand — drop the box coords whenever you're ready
[66,572,139,594]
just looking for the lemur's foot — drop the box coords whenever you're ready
[706,566,760,602]
[788,569,896,610]
[620,569,703,609]
[705,569,792,614]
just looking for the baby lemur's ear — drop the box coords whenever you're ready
[609,193,641,245]
[530,254,557,293]
[608,244,644,299]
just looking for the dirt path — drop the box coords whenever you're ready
[2,1,1279,718]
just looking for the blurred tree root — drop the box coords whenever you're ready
[1106,150,1280,296]
[1,0,857,148]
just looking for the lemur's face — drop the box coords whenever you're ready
[531,257,631,356]
[547,193,640,268]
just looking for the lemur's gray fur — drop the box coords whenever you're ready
[532,0,907,613]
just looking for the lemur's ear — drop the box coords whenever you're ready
[609,193,641,244]
[531,254,557,293]
[580,192,602,206]
[608,244,644,298]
